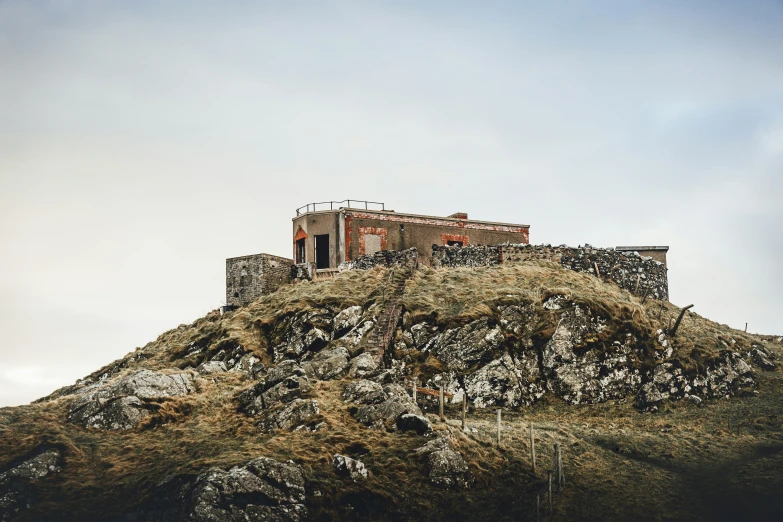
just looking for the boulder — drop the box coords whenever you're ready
[149,457,307,521]
[409,322,439,350]
[196,361,228,375]
[396,414,432,435]
[230,353,264,377]
[415,436,471,488]
[347,353,379,378]
[464,354,544,408]
[271,309,332,362]
[68,370,196,430]
[332,306,364,339]
[354,384,423,431]
[541,308,641,404]
[258,399,320,433]
[498,303,536,344]
[750,345,777,371]
[342,380,386,405]
[0,449,62,521]
[332,455,368,480]
[237,363,311,416]
[302,348,350,381]
[432,319,503,372]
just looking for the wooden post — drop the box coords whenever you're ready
[555,443,563,491]
[593,262,601,279]
[548,472,553,513]
[496,409,502,447]
[634,274,641,294]
[530,423,536,474]
[745,322,748,333]
[412,380,417,402]
[536,494,540,522]
[461,393,466,431]
[439,385,445,421]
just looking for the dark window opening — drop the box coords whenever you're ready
[315,234,330,269]
[447,240,464,247]
[295,238,305,263]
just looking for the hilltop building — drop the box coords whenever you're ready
[225,199,668,308]
[291,200,530,270]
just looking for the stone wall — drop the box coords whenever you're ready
[432,243,669,300]
[340,248,420,270]
[226,254,295,307]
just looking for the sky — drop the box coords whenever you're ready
[1,0,781,407]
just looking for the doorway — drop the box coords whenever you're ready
[315,234,330,269]
[295,238,305,263]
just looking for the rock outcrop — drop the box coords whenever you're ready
[67,370,196,430]
[147,457,307,521]
[415,436,471,488]
[0,449,62,521]
[332,455,368,480]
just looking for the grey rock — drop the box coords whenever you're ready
[432,319,503,372]
[196,361,228,375]
[271,309,333,362]
[409,322,439,350]
[149,457,307,522]
[229,353,263,376]
[258,399,320,432]
[332,454,368,480]
[541,307,639,404]
[396,414,432,435]
[0,449,61,521]
[750,347,777,371]
[348,353,379,378]
[302,347,350,381]
[415,436,471,488]
[342,380,386,404]
[464,354,544,408]
[237,365,311,416]
[355,384,423,431]
[332,306,364,339]
[68,370,195,430]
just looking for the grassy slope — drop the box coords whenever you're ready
[0,263,780,521]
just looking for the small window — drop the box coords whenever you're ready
[447,240,464,247]
[295,238,305,263]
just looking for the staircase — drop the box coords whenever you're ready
[365,257,418,366]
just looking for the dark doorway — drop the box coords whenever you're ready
[447,240,464,247]
[315,234,330,269]
[295,238,305,263]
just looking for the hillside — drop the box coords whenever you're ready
[1,261,781,521]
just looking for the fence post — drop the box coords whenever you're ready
[439,386,445,422]
[461,393,466,431]
[497,409,502,447]
[548,472,553,514]
[412,380,417,402]
[536,494,540,522]
[554,443,563,491]
[530,423,536,474]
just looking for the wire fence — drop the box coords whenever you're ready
[411,383,569,520]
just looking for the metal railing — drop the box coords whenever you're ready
[295,199,385,215]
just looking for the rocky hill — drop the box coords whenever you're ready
[1,261,781,521]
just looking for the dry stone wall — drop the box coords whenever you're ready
[340,248,419,270]
[432,243,669,300]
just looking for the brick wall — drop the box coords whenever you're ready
[226,253,295,307]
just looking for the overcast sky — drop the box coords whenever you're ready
[1,0,781,407]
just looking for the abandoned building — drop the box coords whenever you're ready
[291,200,531,270]
[225,200,669,308]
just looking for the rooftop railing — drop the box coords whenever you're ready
[295,200,386,216]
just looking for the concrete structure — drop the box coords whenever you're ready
[226,253,294,307]
[291,200,530,269]
[615,246,669,267]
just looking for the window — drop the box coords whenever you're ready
[295,238,305,264]
[446,240,464,247]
